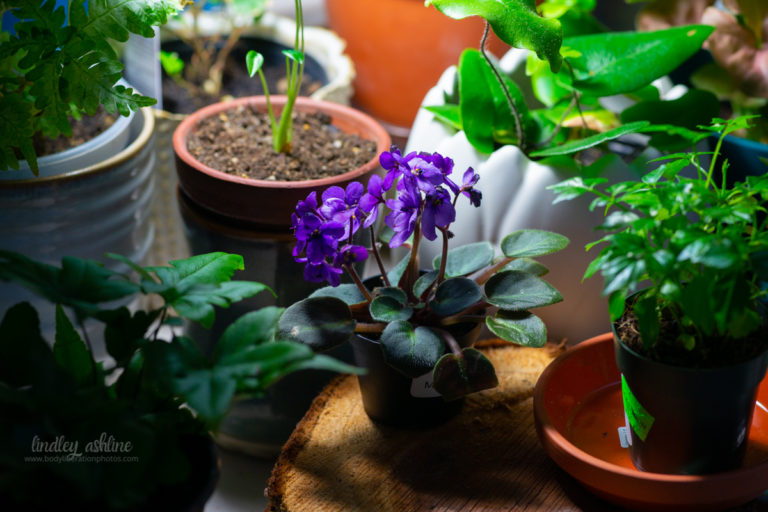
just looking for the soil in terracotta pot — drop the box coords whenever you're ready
[616,297,768,368]
[33,107,116,157]
[186,105,378,181]
[161,37,325,115]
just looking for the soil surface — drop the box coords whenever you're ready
[34,107,116,157]
[161,38,324,115]
[616,296,768,368]
[186,105,378,181]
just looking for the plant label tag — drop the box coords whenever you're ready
[410,372,441,398]
[618,427,631,449]
[621,374,655,442]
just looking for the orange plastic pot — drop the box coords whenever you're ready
[173,95,391,230]
[326,0,508,131]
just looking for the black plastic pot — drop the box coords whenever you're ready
[350,333,464,427]
[614,331,768,474]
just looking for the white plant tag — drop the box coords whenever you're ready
[410,371,441,398]
[618,427,631,449]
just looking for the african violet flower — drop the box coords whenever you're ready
[282,146,568,402]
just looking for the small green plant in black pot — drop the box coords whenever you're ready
[0,250,359,509]
[278,145,569,424]
[550,116,768,474]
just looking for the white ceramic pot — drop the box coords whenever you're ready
[406,50,646,344]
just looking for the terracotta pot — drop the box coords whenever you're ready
[326,0,508,131]
[174,95,390,229]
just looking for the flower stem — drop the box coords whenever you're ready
[440,329,462,356]
[345,263,373,302]
[405,223,422,301]
[437,228,449,284]
[474,257,512,285]
[480,21,524,152]
[370,227,391,287]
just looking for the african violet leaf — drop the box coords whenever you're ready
[53,305,94,386]
[502,258,549,276]
[565,25,714,96]
[501,229,569,258]
[426,0,563,72]
[414,270,439,298]
[429,278,483,317]
[370,296,413,323]
[380,321,446,378]
[432,348,498,401]
[529,121,650,158]
[278,296,356,352]
[309,284,366,305]
[484,270,563,310]
[0,251,138,316]
[388,251,411,288]
[485,310,547,347]
[433,241,495,277]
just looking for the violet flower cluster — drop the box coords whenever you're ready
[291,146,482,286]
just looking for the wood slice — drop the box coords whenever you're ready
[264,343,601,512]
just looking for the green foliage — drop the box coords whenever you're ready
[281,228,567,400]
[245,0,305,154]
[1,0,184,175]
[0,250,359,508]
[549,117,768,351]
[425,0,715,158]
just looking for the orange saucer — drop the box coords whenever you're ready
[534,333,768,511]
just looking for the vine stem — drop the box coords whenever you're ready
[480,21,524,152]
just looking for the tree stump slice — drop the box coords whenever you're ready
[265,343,600,512]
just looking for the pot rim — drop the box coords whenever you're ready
[0,106,155,187]
[533,333,768,489]
[172,95,390,191]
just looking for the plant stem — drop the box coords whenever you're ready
[436,228,449,285]
[441,330,463,356]
[355,322,388,333]
[706,120,729,190]
[345,264,373,302]
[208,26,245,98]
[370,227,391,287]
[536,94,577,149]
[474,257,512,285]
[257,69,277,135]
[480,21,524,151]
[404,223,422,301]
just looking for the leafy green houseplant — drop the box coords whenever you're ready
[0,250,358,508]
[0,0,183,175]
[278,145,568,419]
[549,116,768,474]
[407,0,719,344]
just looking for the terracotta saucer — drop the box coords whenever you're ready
[534,333,768,511]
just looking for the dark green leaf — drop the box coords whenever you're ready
[565,25,714,96]
[369,296,413,322]
[99,307,158,362]
[380,322,446,378]
[678,277,716,337]
[501,229,569,258]
[0,302,58,387]
[277,297,355,352]
[173,281,271,328]
[213,307,284,364]
[414,270,439,298]
[424,105,462,130]
[485,311,547,347]
[309,284,367,305]
[432,348,498,401]
[427,0,563,72]
[633,294,660,349]
[429,278,483,316]
[484,270,563,310]
[433,241,495,277]
[458,49,496,154]
[388,252,411,288]
[53,305,94,385]
[530,121,650,157]
[502,258,549,276]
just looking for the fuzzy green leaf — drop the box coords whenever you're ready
[485,310,547,347]
[484,270,563,310]
[309,284,367,305]
[501,229,569,258]
[432,348,498,401]
[426,0,563,72]
[501,258,549,276]
[429,278,483,317]
[380,322,446,378]
[414,270,440,298]
[433,241,495,278]
[369,296,413,322]
[278,297,355,352]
